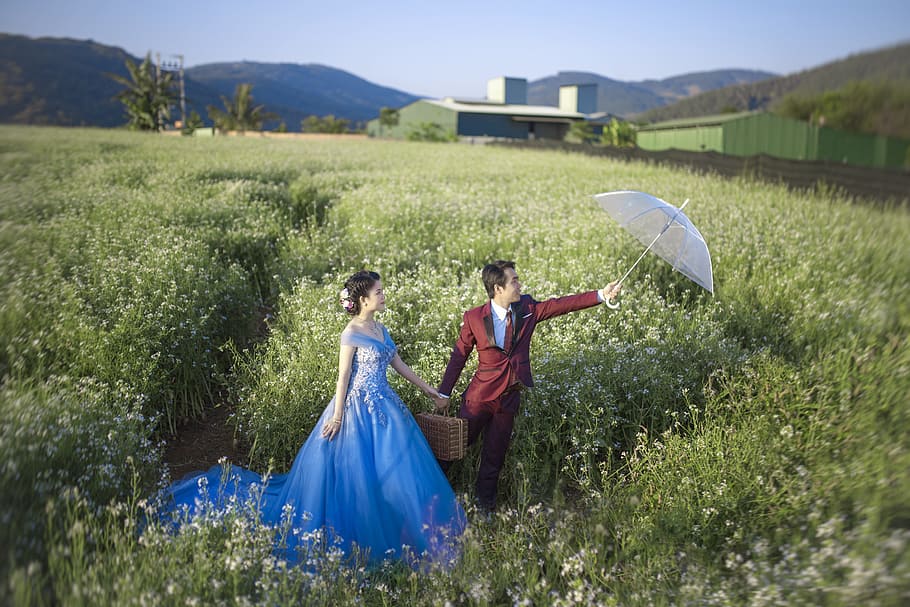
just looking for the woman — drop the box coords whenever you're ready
[162,271,466,567]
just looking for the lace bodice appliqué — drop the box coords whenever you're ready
[343,328,409,426]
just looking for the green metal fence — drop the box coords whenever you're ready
[637,112,910,170]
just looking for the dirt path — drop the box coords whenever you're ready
[162,401,245,479]
[162,304,272,479]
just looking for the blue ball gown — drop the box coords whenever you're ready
[161,326,466,567]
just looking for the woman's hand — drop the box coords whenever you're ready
[322,417,343,440]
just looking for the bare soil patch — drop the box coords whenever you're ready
[163,402,245,480]
[162,304,273,479]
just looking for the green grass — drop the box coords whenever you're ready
[1,126,908,605]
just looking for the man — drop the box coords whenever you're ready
[432,260,621,510]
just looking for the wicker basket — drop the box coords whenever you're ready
[415,412,468,461]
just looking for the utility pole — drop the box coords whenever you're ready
[155,52,163,131]
[176,54,186,129]
[157,52,186,129]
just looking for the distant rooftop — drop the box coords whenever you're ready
[429,97,585,119]
[441,97,502,105]
[638,111,756,130]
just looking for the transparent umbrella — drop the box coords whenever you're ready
[593,190,714,308]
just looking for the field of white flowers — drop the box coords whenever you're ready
[1,125,908,605]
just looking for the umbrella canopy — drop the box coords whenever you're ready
[594,190,714,295]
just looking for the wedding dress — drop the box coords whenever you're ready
[162,327,465,566]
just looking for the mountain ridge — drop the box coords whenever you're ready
[638,41,910,122]
[185,60,421,126]
[527,69,776,116]
[2,32,902,131]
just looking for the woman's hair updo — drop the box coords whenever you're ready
[339,270,380,316]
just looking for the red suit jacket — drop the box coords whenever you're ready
[439,291,601,406]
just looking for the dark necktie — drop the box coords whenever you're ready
[505,309,513,349]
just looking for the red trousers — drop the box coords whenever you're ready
[459,389,521,509]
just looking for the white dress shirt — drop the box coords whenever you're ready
[490,300,511,349]
[437,290,608,399]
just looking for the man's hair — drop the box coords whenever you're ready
[481,260,515,299]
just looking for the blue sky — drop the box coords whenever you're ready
[2,0,908,98]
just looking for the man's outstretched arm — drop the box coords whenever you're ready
[534,281,621,322]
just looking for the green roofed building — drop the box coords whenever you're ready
[636,111,910,170]
[367,77,592,141]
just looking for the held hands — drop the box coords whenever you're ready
[431,393,451,414]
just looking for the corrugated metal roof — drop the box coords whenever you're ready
[426,98,585,119]
[637,111,756,131]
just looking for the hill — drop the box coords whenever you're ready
[0,33,780,130]
[0,34,419,129]
[528,69,776,117]
[639,41,910,123]
[185,61,420,127]
[0,33,137,127]
[0,33,225,127]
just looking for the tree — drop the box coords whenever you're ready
[600,118,636,147]
[301,115,350,133]
[406,122,457,142]
[565,120,596,144]
[323,115,350,133]
[378,107,400,136]
[207,83,277,134]
[108,52,176,132]
[181,110,204,136]
[776,80,910,138]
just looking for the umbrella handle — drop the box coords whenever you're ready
[604,276,625,310]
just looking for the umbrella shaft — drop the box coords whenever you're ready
[615,199,689,287]
[616,231,662,286]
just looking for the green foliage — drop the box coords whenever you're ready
[301,114,350,133]
[599,118,636,147]
[41,476,372,606]
[0,208,257,434]
[406,122,457,142]
[180,110,204,135]
[207,83,278,133]
[379,107,399,129]
[232,283,341,467]
[776,80,910,138]
[377,106,400,137]
[2,126,909,604]
[107,52,176,132]
[641,42,910,130]
[565,120,596,144]
[0,377,160,572]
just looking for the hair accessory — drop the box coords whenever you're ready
[339,287,355,312]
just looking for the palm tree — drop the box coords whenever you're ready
[207,83,277,134]
[108,53,176,132]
